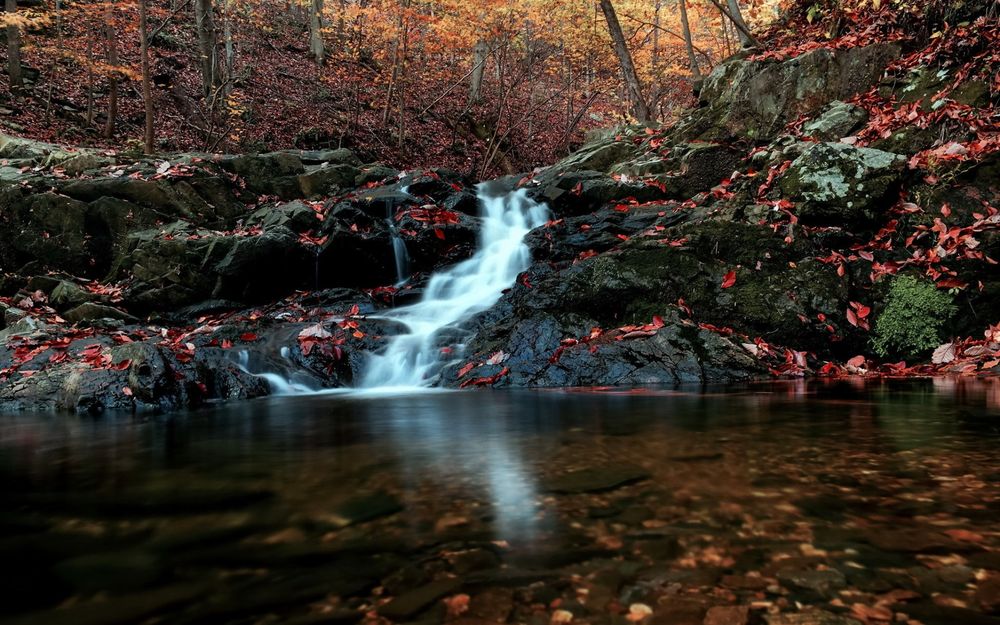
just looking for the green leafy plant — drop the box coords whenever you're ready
[872,275,957,359]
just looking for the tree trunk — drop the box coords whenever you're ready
[678,0,700,80]
[4,0,23,94]
[139,0,154,153]
[194,0,219,96]
[309,0,325,65]
[468,39,488,105]
[223,0,235,84]
[104,5,118,139]
[726,0,754,48]
[598,0,649,122]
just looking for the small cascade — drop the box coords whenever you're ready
[359,184,548,389]
[386,190,411,286]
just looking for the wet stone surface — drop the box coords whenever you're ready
[1,378,999,625]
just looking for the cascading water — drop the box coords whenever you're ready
[386,188,412,286]
[359,184,548,389]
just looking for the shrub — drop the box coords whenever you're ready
[872,275,957,359]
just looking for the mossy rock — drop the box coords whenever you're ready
[779,142,906,225]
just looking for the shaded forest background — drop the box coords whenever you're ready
[0,0,790,177]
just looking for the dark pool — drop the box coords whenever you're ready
[1,379,999,625]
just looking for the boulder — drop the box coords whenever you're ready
[801,101,869,141]
[113,224,314,312]
[696,43,901,141]
[778,142,907,224]
[63,303,136,324]
[297,164,360,198]
[247,200,320,233]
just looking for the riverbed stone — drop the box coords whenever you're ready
[377,578,463,620]
[542,464,650,494]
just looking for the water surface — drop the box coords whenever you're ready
[2,379,999,625]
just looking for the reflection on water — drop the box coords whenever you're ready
[1,379,999,625]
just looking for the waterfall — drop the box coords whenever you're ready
[359,184,548,389]
[386,190,411,286]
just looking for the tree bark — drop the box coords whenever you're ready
[194,0,220,96]
[468,39,488,105]
[309,0,325,65]
[104,5,118,139]
[725,0,755,48]
[678,0,701,80]
[139,0,154,153]
[4,0,23,94]
[598,0,649,122]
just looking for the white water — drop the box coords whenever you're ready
[359,185,548,389]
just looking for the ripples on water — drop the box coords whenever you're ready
[1,379,999,625]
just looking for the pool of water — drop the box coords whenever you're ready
[1,379,999,625]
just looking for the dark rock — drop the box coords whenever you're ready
[542,464,650,494]
[377,578,462,620]
[53,551,163,593]
[765,610,862,625]
[64,302,136,323]
[325,491,404,528]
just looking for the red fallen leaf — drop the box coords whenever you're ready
[721,270,737,289]
[945,528,985,543]
[456,362,477,378]
[615,234,629,241]
[847,308,859,327]
[651,315,665,329]
[858,250,875,261]
[111,359,132,371]
[941,203,952,217]
[449,182,463,192]
[571,182,583,196]
[222,339,233,349]
[348,304,360,316]
[936,278,967,289]
[849,301,871,319]
[847,355,867,368]
[460,367,510,388]
[486,351,508,365]
[240,332,259,342]
[122,386,133,397]
[434,228,446,240]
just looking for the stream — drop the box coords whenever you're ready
[1,379,1000,624]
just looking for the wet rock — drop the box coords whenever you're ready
[703,605,749,625]
[53,551,163,593]
[778,142,906,225]
[63,302,136,324]
[863,528,971,554]
[49,280,94,309]
[377,577,462,620]
[777,568,847,598]
[765,610,862,625]
[542,464,649,494]
[247,200,320,233]
[2,583,209,625]
[114,224,314,312]
[323,491,404,528]
[976,575,1000,612]
[298,163,361,197]
[897,602,1000,625]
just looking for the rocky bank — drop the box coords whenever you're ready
[1,28,998,413]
